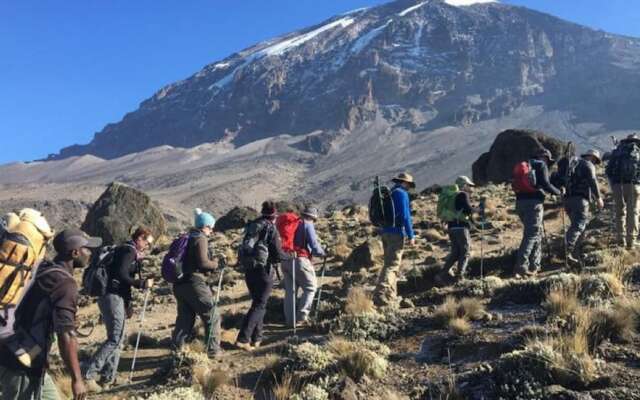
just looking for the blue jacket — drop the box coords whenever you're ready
[294,220,325,258]
[382,185,415,239]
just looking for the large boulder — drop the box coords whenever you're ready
[343,238,384,271]
[472,129,571,185]
[214,206,258,232]
[82,182,167,245]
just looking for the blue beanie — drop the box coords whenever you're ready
[194,208,216,229]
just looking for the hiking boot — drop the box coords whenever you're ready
[567,254,580,265]
[207,348,223,359]
[252,341,262,349]
[85,379,102,393]
[447,267,458,278]
[514,267,528,277]
[235,341,253,352]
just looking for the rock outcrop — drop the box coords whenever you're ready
[472,129,571,185]
[82,182,167,245]
[214,206,258,232]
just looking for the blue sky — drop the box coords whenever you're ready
[1,0,639,164]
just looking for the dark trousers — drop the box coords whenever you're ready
[237,265,274,344]
[171,274,221,353]
[443,228,471,276]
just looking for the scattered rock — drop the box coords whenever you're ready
[343,238,383,271]
[82,182,167,245]
[214,206,258,232]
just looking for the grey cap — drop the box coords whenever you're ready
[535,148,555,163]
[455,176,475,187]
[301,207,319,221]
[53,229,102,254]
[581,149,602,164]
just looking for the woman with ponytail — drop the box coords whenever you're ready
[170,208,222,357]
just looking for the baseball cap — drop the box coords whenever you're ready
[53,229,102,254]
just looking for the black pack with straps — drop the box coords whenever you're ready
[81,245,117,297]
[369,176,396,228]
[238,219,272,269]
[606,141,640,183]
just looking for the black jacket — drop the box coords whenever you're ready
[106,242,142,303]
[448,192,477,229]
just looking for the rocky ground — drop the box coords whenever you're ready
[16,176,640,400]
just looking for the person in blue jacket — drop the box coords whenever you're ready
[373,172,416,306]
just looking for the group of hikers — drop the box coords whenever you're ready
[2,134,640,399]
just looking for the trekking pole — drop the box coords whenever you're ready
[314,256,328,321]
[129,287,151,383]
[291,257,298,338]
[479,198,486,282]
[561,200,568,269]
[207,265,226,351]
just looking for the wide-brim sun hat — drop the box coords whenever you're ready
[535,148,555,163]
[302,207,320,221]
[392,172,416,189]
[581,149,602,165]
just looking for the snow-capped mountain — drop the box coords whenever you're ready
[52,0,640,160]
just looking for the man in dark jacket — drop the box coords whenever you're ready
[236,201,293,351]
[84,227,154,390]
[170,209,223,357]
[555,149,604,264]
[374,172,416,307]
[515,149,561,276]
[0,229,101,400]
[445,176,479,279]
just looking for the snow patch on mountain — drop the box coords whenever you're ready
[351,19,393,54]
[212,17,355,89]
[398,1,428,17]
[444,0,497,6]
[342,7,369,15]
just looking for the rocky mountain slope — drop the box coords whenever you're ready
[52,0,640,160]
[36,172,640,400]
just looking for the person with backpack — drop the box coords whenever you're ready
[83,227,155,391]
[236,201,293,351]
[279,207,326,327]
[606,134,640,249]
[0,228,102,400]
[373,172,416,307]
[441,176,478,280]
[170,209,223,358]
[513,148,561,276]
[555,149,604,263]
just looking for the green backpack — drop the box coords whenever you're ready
[437,185,465,222]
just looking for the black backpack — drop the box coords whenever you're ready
[606,142,640,183]
[238,219,271,269]
[81,245,117,297]
[369,177,396,228]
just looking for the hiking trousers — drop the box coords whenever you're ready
[171,274,221,354]
[516,199,544,273]
[282,257,317,327]
[611,183,640,248]
[443,227,471,276]
[374,233,405,306]
[237,265,274,345]
[565,196,590,252]
[0,366,58,400]
[84,293,126,384]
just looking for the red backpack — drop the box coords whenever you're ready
[512,161,538,194]
[276,212,302,253]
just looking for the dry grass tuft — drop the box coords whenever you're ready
[271,372,299,400]
[544,285,580,318]
[344,287,376,315]
[433,296,486,329]
[195,368,231,398]
[448,318,471,336]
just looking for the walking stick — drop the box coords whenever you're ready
[314,256,328,321]
[561,201,568,269]
[207,266,226,351]
[129,287,151,383]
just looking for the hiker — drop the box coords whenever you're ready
[513,148,561,276]
[606,134,640,249]
[442,176,478,280]
[83,227,155,391]
[373,172,416,307]
[236,201,293,351]
[0,229,102,400]
[170,209,222,357]
[280,207,326,327]
[555,150,604,263]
